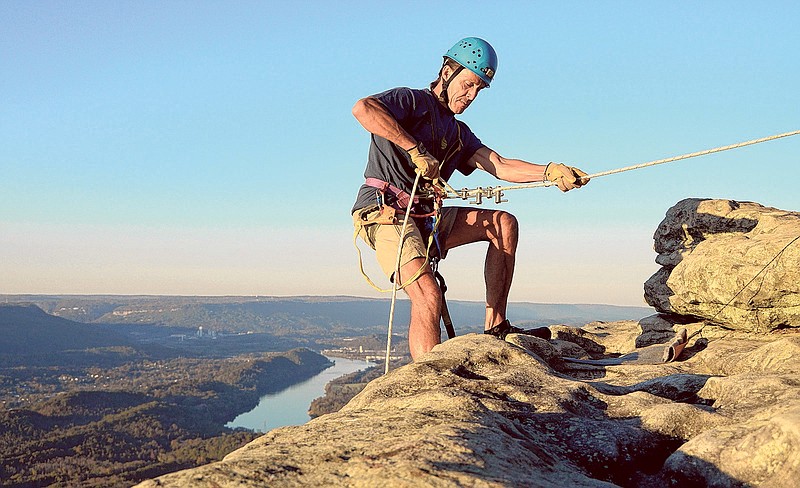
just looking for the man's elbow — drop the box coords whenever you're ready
[352,97,373,121]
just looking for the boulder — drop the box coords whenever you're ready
[135,327,800,487]
[644,198,800,332]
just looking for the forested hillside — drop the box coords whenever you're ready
[0,304,133,355]
[2,295,654,335]
[0,305,333,487]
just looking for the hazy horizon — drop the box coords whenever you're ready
[3,2,797,307]
[0,292,655,310]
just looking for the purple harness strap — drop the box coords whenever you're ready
[364,177,417,209]
[364,177,437,218]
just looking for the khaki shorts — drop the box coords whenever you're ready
[353,206,459,280]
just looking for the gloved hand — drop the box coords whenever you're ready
[407,143,440,180]
[544,162,590,192]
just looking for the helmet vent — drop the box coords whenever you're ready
[445,37,497,86]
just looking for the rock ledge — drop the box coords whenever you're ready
[137,326,800,487]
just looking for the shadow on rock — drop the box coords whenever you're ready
[136,332,798,488]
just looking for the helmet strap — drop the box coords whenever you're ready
[438,64,464,107]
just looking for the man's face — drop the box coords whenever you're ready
[443,67,486,114]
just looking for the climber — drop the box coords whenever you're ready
[351,37,589,360]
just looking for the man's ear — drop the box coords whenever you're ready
[441,65,454,82]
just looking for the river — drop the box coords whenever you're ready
[225,356,374,433]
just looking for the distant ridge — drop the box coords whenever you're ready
[0,295,654,334]
[0,304,133,356]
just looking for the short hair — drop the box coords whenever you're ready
[429,57,462,90]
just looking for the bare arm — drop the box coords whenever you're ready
[468,146,547,183]
[352,97,417,151]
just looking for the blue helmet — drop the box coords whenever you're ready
[445,37,498,87]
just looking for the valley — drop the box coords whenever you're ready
[0,295,651,487]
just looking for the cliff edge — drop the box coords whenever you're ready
[137,199,800,487]
[136,326,799,487]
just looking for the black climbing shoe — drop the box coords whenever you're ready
[484,319,551,340]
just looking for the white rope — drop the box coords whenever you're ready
[380,129,798,373]
[385,171,423,374]
[444,130,800,202]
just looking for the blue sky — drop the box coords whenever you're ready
[1,1,798,306]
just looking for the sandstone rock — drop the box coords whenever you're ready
[644,198,800,332]
[136,325,800,488]
[654,335,800,486]
[122,199,800,487]
[636,314,682,347]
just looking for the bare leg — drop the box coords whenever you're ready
[441,208,519,330]
[483,212,518,328]
[397,257,442,360]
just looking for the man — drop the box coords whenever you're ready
[352,37,589,360]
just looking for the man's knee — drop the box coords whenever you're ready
[497,211,518,233]
[403,270,442,312]
[494,211,519,248]
[409,272,442,305]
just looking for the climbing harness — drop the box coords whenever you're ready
[365,129,799,374]
[363,177,438,218]
[443,130,800,205]
[352,181,442,294]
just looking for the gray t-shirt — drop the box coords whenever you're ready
[351,87,484,214]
